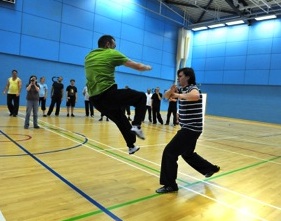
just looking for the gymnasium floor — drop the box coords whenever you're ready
[0,106,281,221]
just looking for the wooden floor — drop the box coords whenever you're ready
[0,105,281,221]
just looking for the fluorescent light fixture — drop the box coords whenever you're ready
[192,26,208,31]
[255,15,277,21]
[226,20,245,25]
[208,23,225,28]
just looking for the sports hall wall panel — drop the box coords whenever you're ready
[201,84,281,124]
[60,24,93,48]
[0,30,20,54]
[94,15,121,40]
[62,5,94,30]
[22,14,61,41]
[192,18,281,123]
[0,0,180,113]
[22,0,62,21]
[20,35,59,61]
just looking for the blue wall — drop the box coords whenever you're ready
[0,0,181,110]
[1,0,281,124]
[192,19,281,124]
[192,19,281,85]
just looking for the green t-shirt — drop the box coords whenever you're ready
[84,48,129,96]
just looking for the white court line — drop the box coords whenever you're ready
[179,172,281,211]
[16,114,88,148]
[202,134,281,148]
[18,115,276,220]
[201,142,281,165]
[0,211,6,221]
[104,140,281,213]
[83,138,269,221]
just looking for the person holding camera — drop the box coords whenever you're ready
[24,75,40,129]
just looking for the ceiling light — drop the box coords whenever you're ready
[255,15,277,21]
[192,26,208,31]
[226,20,245,25]
[208,23,225,28]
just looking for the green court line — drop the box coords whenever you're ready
[41,123,281,221]
[39,122,90,145]
[62,194,160,221]
[62,140,281,221]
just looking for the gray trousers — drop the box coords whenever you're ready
[24,100,39,128]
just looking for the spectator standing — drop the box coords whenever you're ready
[24,75,40,129]
[143,88,152,122]
[47,76,64,116]
[151,87,163,124]
[82,85,94,117]
[165,98,178,126]
[3,69,22,117]
[38,76,48,117]
[66,79,77,117]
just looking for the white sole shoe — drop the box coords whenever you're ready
[131,126,145,140]
[129,146,140,154]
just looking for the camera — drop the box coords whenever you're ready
[31,77,35,82]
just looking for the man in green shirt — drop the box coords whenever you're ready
[85,35,152,154]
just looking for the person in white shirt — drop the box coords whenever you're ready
[143,88,152,122]
[82,85,94,117]
[38,76,48,117]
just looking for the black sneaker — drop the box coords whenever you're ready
[156,185,178,194]
[71,114,75,117]
[205,165,220,178]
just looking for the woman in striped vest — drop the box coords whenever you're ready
[156,67,220,194]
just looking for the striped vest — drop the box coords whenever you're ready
[178,85,203,132]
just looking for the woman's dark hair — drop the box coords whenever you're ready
[28,75,37,84]
[177,67,196,85]
[98,35,115,48]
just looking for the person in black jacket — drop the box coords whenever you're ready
[47,76,64,116]
[151,87,163,124]
[165,98,178,126]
